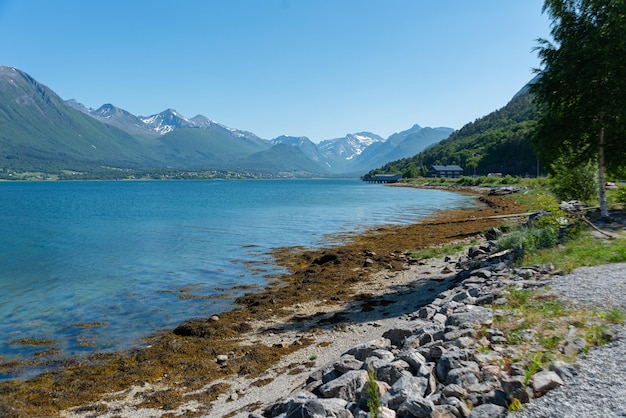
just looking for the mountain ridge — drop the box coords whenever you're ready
[0,65,453,178]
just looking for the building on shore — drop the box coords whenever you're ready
[428,165,464,178]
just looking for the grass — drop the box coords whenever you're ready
[523,233,626,272]
[494,286,625,372]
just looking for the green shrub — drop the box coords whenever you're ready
[616,186,626,206]
[549,158,597,203]
[366,363,381,417]
[496,225,560,253]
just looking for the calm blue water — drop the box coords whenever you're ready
[0,179,474,375]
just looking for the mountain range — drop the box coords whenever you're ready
[0,65,453,178]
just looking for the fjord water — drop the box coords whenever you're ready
[0,179,474,373]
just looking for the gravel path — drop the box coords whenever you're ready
[518,263,626,418]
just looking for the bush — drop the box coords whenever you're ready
[616,186,626,206]
[549,158,597,202]
[496,225,560,253]
[496,193,582,255]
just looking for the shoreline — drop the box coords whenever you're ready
[0,187,528,417]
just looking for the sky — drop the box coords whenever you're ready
[0,0,551,143]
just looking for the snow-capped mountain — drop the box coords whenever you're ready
[139,109,196,135]
[318,132,385,162]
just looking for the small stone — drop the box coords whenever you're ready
[210,315,220,322]
[216,354,228,363]
[531,370,564,395]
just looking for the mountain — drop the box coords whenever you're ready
[236,143,328,175]
[353,125,454,173]
[0,65,453,178]
[0,66,159,171]
[317,132,384,173]
[366,86,538,178]
[66,101,157,139]
[271,135,327,166]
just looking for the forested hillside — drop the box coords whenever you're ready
[366,90,540,178]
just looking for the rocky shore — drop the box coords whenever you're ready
[253,240,564,418]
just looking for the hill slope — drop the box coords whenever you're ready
[367,88,538,178]
[0,66,158,171]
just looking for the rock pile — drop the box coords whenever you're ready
[254,237,575,418]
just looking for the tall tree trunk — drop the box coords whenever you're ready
[598,124,609,219]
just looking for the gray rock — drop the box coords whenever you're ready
[444,396,471,418]
[318,369,368,401]
[382,326,416,347]
[285,398,351,418]
[454,336,475,349]
[500,375,530,403]
[375,360,411,385]
[485,227,502,241]
[446,306,493,328]
[370,348,396,361]
[450,290,473,303]
[416,362,437,396]
[560,337,587,356]
[322,367,340,383]
[397,395,435,418]
[473,293,494,306]
[435,350,472,382]
[432,404,459,418]
[397,350,427,373]
[468,403,508,418]
[446,368,480,387]
[442,383,467,399]
[549,360,578,381]
[345,337,391,361]
[334,354,364,374]
[531,370,564,395]
[381,374,429,410]
[471,269,493,279]
[417,305,437,320]
[443,327,477,342]
[429,345,447,360]
[468,246,486,258]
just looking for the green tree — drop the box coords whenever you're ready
[550,155,598,202]
[531,0,626,219]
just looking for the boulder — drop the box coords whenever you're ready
[375,360,411,385]
[381,374,429,410]
[531,370,564,395]
[318,370,368,402]
[397,395,435,418]
[468,403,508,418]
[284,398,351,418]
[397,350,427,373]
[500,375,530,403]
[345,338,391,361]
[446,306,493,328]
[333,354,363,374]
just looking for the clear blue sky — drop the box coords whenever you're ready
[0,0,550,142]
